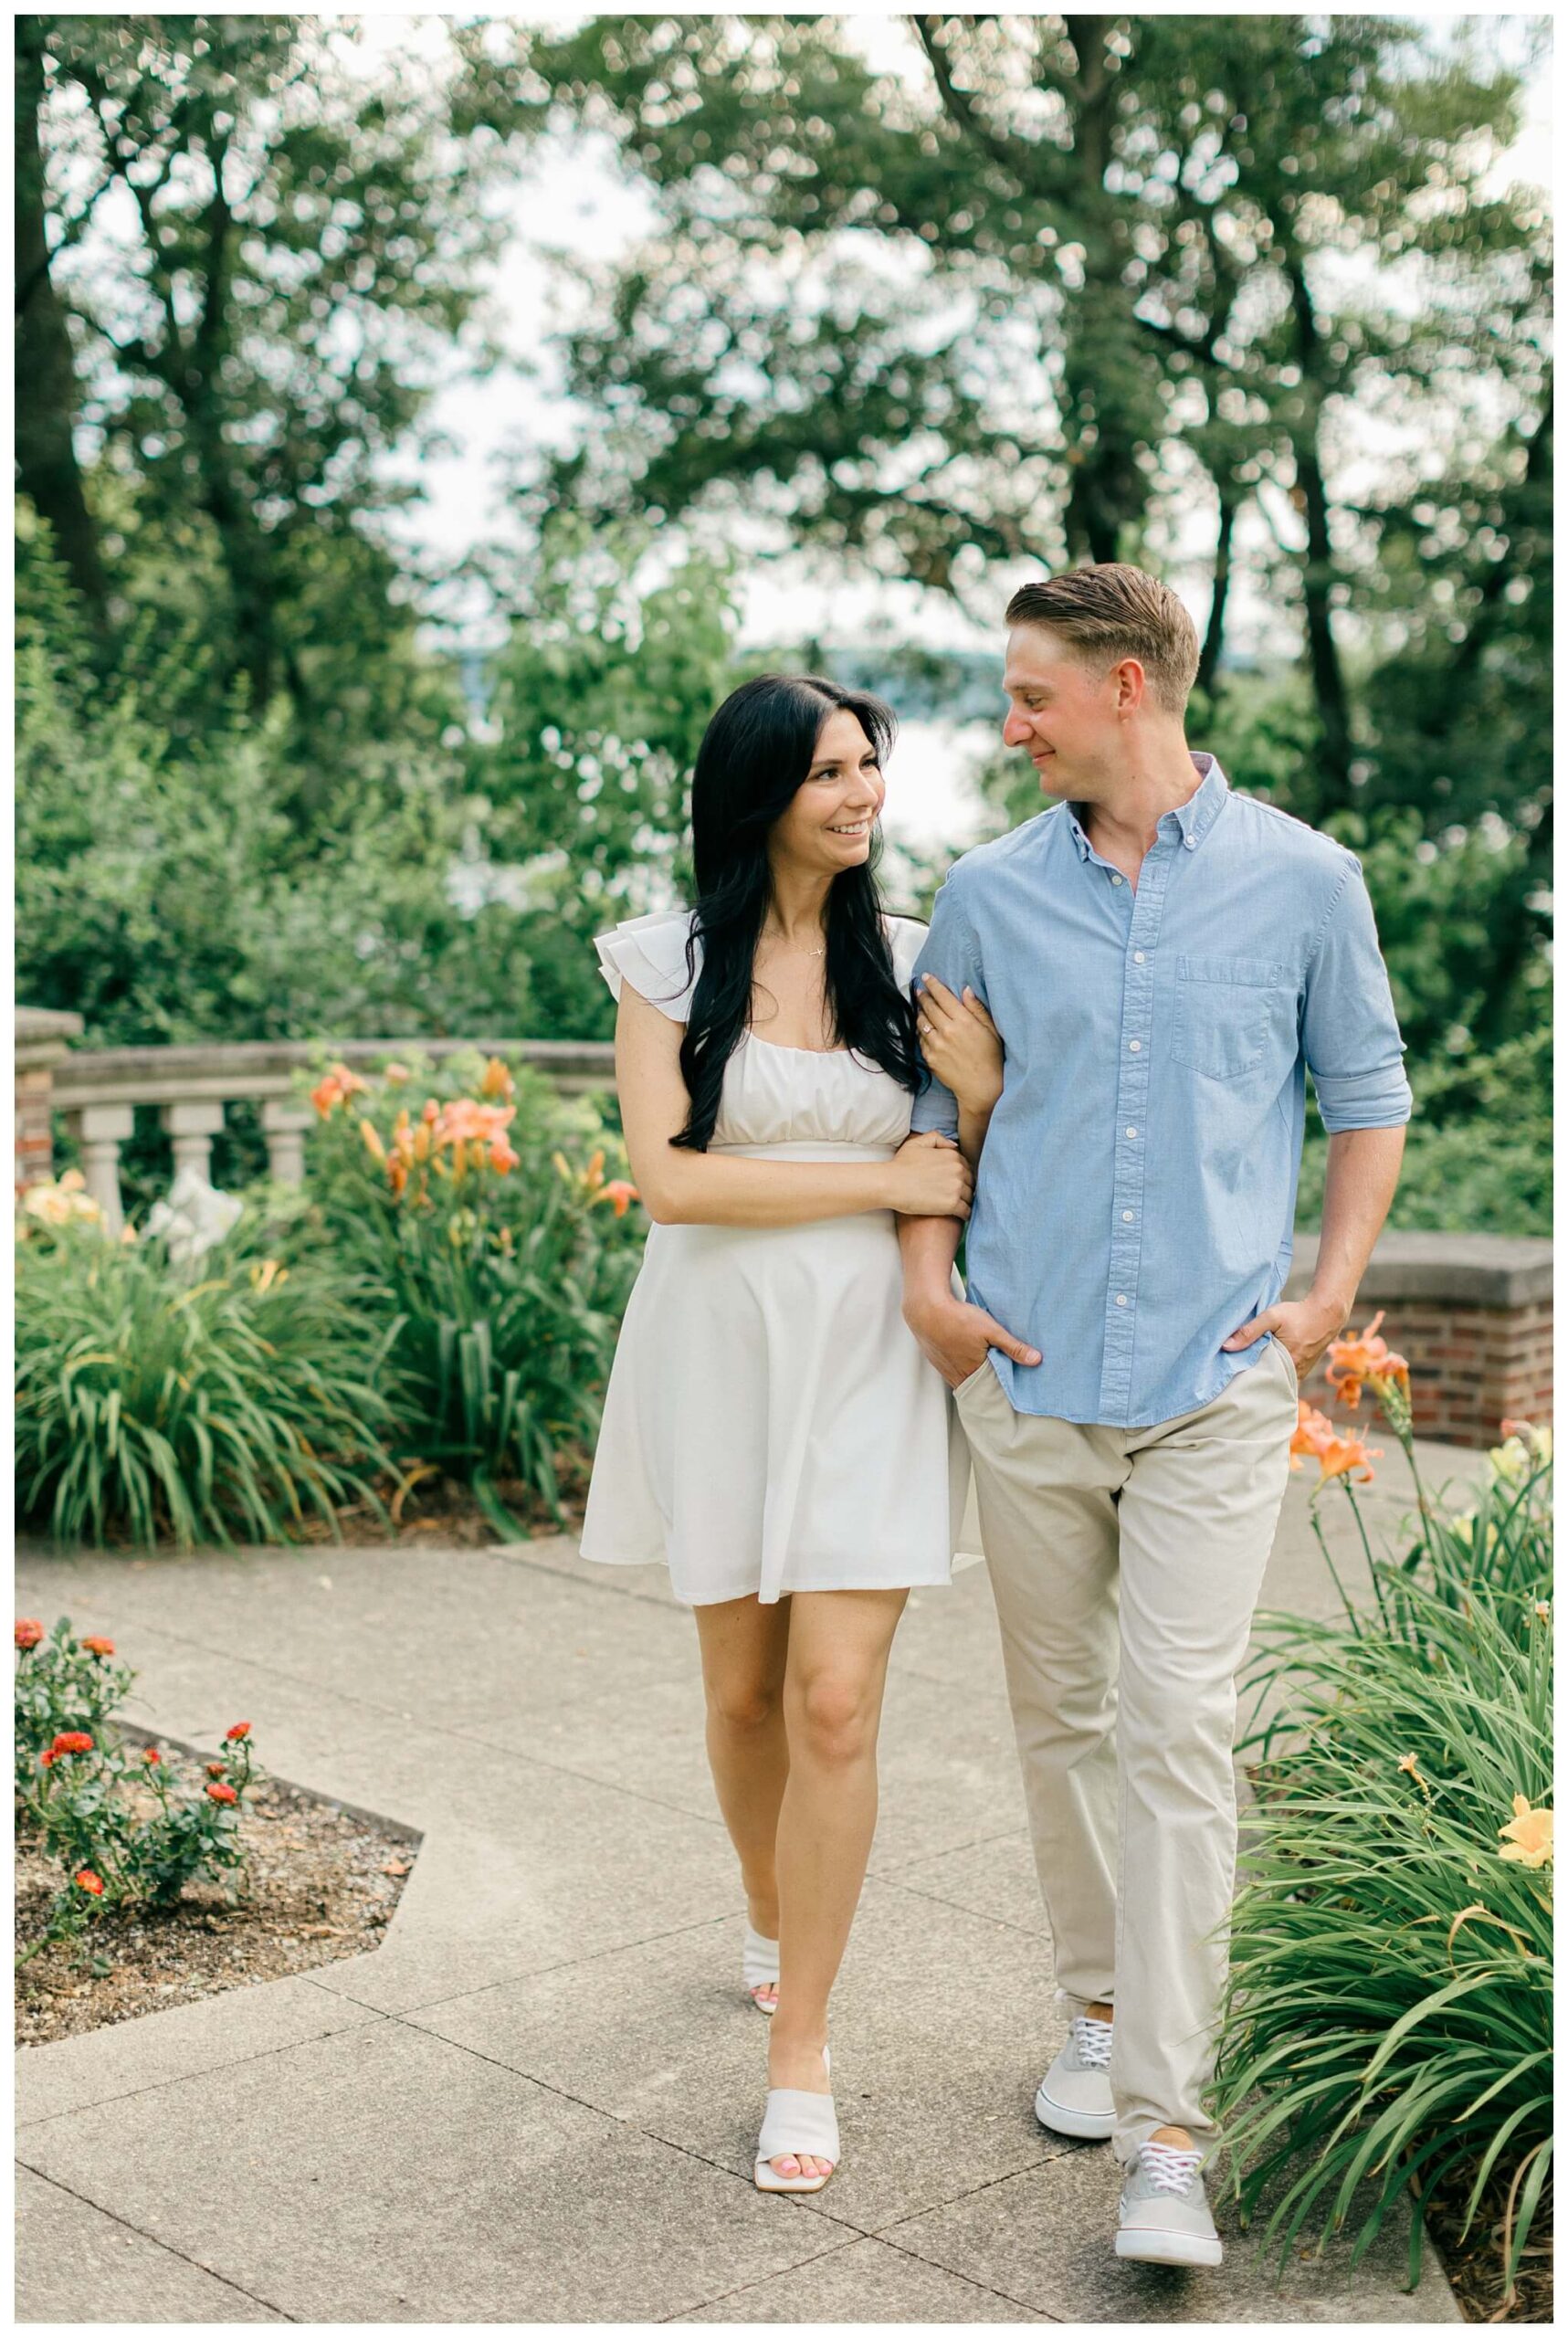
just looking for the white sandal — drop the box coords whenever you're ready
[754,2047,837,2194]
[742,1921,780,2015]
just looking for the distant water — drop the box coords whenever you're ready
[879,719,996,855]
[447,717,1003,918]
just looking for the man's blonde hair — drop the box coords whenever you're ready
[1005,564,1200,715]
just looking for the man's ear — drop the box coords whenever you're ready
[1112,657,1147,713]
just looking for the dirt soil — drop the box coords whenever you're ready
[16,1743,417,2048]
[1426,2162,1552,2323]
[296,1466,589,1548]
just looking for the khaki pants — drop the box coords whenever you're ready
[956,1337,1298,2159]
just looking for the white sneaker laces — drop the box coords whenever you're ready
[1141,2141,1203,2196]
[1072,2014,1114,2070]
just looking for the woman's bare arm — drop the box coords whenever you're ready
[616,986,972,1228]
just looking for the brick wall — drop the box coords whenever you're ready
[1288,1233,1553,1451]
[15,1008,83,1199]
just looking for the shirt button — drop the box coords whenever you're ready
[1115,1293,1129,1307]
[1133,951,1146,964]
[1184,836,1197,850]
[1110,873,1124,886]
[1126,1126,1138,1138]
[1128,1039,1142,1052]
[1121,1209,1134,1222]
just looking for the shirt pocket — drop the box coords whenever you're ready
[1171,955,1295,1082]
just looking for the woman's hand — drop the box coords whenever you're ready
[916,975,1004,1117]
[884,1131,973,1219]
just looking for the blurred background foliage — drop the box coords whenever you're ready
[16,12,1552,1230]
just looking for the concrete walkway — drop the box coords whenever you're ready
[16,1439,1479,2324]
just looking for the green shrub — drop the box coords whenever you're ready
[301,1048,646,1532]
[16,1617,259,1957]
[1214,1402,1552,2301]
[15,1201,397,1550]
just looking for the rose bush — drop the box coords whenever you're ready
[16,1617,258,1959]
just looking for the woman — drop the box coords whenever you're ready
[582,673,1004,2194]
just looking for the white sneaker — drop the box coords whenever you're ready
[1034,2013,1115,2141]
[1115,2142,1223,2268]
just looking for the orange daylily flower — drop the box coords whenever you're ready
[602,1178,639,1217]
[1325,1311,1409,1413]
[1499,1795,1553,1869]
[479,1057,515,1101]
[309,1062,370,1118]
[1289,1401,1337,1469]
[1315,1427,1383,1485]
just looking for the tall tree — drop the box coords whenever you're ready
[16,16,108,624]
[22,14,508,787]
[464,13,1546,809]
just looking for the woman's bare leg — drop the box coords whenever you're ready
[766,1585,908,2176]
[692,1595,793,2003]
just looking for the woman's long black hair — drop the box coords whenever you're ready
[672,673,923,1151]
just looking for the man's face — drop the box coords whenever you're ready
[1001,624,1129,800]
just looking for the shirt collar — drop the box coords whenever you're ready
[1066,753,1229,861]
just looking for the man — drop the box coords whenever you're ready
[899,563,1410,2269]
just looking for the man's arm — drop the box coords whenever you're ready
[899,873,1041,1385]
[1225,858,1412,1374]
[1223,1126,1405,1373]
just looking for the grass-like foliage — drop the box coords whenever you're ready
[301,1048,645,1532]
[1214,1400,1552,2304]
[16,1201,397,1549]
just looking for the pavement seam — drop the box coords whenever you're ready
[869,2142,1081,2323]
[297,1898,758,2017]
[72,1612,741,1839]
[14,2158,299,2322]
[652,2230,866,2322]
[76,1617,762,1833]
[14,2007,396,2131]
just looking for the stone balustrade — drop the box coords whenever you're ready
[24,1027,616,1237]
[15,1014,1552,1449]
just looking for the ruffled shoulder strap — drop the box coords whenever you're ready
[884,913,930,992]
[594,910,700,1022]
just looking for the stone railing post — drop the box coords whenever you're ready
[160,1099,227,1185]
[62,1103,134,1237]
[260,1100,313,1184]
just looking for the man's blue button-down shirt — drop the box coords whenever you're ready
[909,755,1413,1428]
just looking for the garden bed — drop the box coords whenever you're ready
[16,1737,417,2048]
[1426,2165,1553,2323]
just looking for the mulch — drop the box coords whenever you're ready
[16,1743,416,2049]
[1425,2161,1553,2323]
[295,1465,590,1548]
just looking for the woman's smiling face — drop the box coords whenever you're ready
[767,707,886,879]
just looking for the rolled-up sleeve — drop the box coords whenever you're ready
[1302,859,1414,1132]
[907,875,983,1140]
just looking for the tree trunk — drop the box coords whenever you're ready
[15,19,109,626]
[1197,486,1237,699]
[181,152,283,710]
[1283,255,1353,812]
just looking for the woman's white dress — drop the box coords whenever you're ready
[581,909,970,1607]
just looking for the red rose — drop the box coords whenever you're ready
[206,1781,238,1805]
[50,1732,94,1756]
[38,1750,56,1769]
[142,1746,162,1764]
[15,1619,44,1649]
[206,1762,226,1778]
[74,1869,105,1895]
[225,1722,251,1742]
[80,1636,116,1658]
